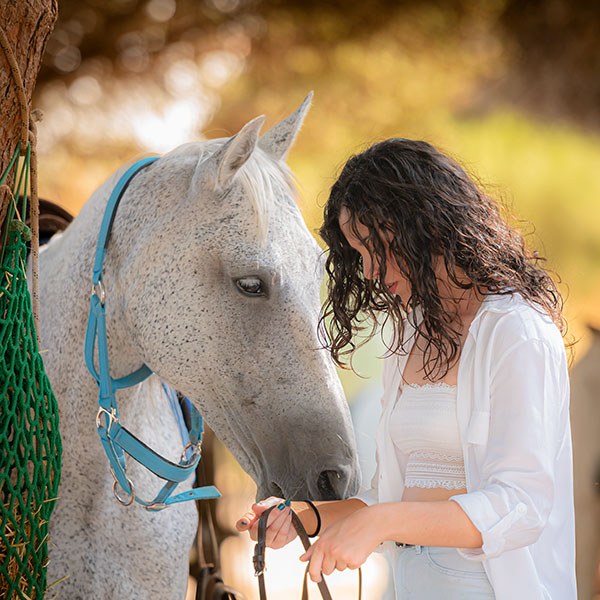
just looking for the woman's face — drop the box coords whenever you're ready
[338,206,412,299]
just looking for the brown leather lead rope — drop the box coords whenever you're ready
[191,422,247,600]
[253,506,362,600]
[195,489,246,600]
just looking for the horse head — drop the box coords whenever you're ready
[100,94,360,500]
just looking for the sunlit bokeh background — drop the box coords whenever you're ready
[33,1,600,598]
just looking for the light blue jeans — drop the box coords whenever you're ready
[392,545,496,599]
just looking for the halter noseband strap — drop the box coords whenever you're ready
[84,157,220,510]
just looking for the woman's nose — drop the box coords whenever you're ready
[362,257,379,280]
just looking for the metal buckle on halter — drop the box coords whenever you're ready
[110,468,136,507]
[91,279,106,306]
[143,502,168,512]
[96,406,118,434]
[180,440,202,462]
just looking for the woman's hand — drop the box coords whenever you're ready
[235,496,298,549]
[299,506,382,582]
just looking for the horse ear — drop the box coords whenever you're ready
[258,91,313,161]
[208,115,266,191]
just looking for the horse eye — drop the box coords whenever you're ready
[235,277,265,297]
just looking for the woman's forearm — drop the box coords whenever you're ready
[291,498,367,535]
[368,500,483,548]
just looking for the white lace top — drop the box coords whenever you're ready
[389,382,466,490]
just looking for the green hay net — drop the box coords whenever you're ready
[0,144,62,599]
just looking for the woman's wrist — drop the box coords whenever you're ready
[290,498,367,538]
[291,501,319,536]
[304,500,321,537]
[366,502,404,545]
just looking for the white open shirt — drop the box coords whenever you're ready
[355,292,576,599]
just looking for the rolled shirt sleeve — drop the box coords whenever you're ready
[450,337,565,560]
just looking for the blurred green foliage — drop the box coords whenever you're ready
[34,0,600,397]
[210,3,600,396]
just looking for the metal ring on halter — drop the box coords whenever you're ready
[92,280,106,305]
[111,473,136,507]
[96,406,118,433]
[180,441,201,462]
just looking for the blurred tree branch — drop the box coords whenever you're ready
[498,0,600,128]
[36,0,600,130]
[36,0,429,84]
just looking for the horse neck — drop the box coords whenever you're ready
[39,186,106,357]
[39,178,144,411]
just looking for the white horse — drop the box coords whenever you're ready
[39,95,360,599]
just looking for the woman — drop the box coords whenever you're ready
[236,139,576,599]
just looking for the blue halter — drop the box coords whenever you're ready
[84,157,221,511]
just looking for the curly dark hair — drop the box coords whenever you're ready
[318,138,569,380]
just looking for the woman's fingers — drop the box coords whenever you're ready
[271,508,296,548]
[265,501,292,547]
[252,496,282,513]
[307,544,325,582]
[249,519,260,541]
[243,498,292,545]
[247,508,282,542]
[320,554,336,576]
[335,560,348,572]
[299,510,373,581]
[299,545,314,562]
[235,509,258,531]
[302,549,350,580]
[265,500,289,525]
[236,497,282,532]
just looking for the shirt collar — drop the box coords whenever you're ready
[409,291,521,338]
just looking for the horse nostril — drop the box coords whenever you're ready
[316,470,342,500]
[270,481,284,497]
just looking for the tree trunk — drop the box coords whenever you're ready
[1,0,58,227]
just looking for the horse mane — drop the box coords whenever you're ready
[167,140,297,241]
[235,147,298,241]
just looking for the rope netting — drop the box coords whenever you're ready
[0,225,62,599]
[0,143,62,598]
[0,22,63,595]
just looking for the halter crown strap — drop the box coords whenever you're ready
[84,157,220,510]
[92,157,157,284]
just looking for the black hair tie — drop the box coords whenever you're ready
[304,500,321,538]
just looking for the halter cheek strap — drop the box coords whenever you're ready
[84,157,220,510]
